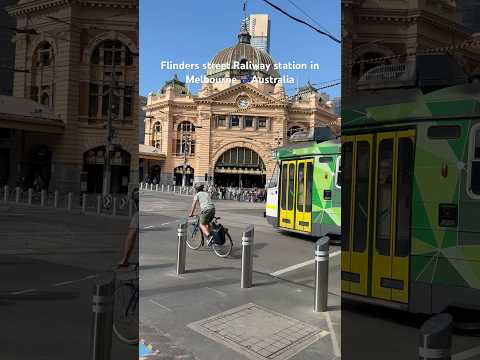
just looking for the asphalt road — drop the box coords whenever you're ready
[0,204,137,360]
[139,190,341,359]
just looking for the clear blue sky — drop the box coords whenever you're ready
[139,0,340,98]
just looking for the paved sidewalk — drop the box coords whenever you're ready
[140,264,340,360]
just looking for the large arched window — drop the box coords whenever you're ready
[216,147,266,170]
[176,121,196,155]
[151,121,162,150]
[288,126,303,138]
[88,40,135,121]
[30,41,55,107]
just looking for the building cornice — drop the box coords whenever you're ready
[7,0,137,16]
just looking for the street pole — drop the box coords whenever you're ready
[102,48,116,197]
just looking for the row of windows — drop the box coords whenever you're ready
[214,115,269,129]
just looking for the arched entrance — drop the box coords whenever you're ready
[174,165,194,186]
[214,147,266,188]
[83,146,131,194]
[25,145,52,190]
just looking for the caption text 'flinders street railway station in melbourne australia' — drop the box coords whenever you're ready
[141,23,339,188]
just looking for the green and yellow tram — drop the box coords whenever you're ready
[341,83,480,314]
[266,127,341,237]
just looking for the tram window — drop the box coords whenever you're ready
[268,162,279,188]
[281,163,288,210]
[341,142,353,251]
[353,141,370,253]
[471,129,480,195]
[376,139,393,256]
[305,162,313,212]
[288,164,295,211]
[428,125,461,139]
[335,156,342,188]
[297,163,305,212]
[396,138,414,257]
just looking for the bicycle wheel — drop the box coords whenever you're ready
[186,225,203,250]
[113,282,139,345]
[213,231,233,258]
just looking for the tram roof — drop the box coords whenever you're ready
[342,83,480,131]
[274,138,340,160]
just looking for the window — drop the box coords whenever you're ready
[40,93,49,106]
[231,116,240,127]
[281,163,288,210]
[154,140,161,149]
[288,126,302,138]
[305,162,313,212]
[176,121,196,155]
[353,141,370,253]
[36,42,52,67]
[341,143,353,251]
[428,125,461,139]
[335,156,342,188]
[297,163,305,212]
[258,117,267,128]
[395,138,414,257]
[154,122,161,133]
[30,86,38,102]
[469,127,480,196]
[376,139,393,256]
[245,116,253,127]
[89,84,99,117]
[288,164,295,211]
[216,115,226,127]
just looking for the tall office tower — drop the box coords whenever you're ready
[242,14,271,53]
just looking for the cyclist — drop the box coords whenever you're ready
[189,183,215,246]
[118,187,139,268]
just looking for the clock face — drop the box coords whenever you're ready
[237,96,251,109]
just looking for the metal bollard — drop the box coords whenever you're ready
[314,236,330,312]
[161,184,164,192]
[419,313,452,360]
[67,192,72,211]
[176,221,187,275]
[3,185,8,203]
[96,195,101,214]
[241,225,254,288]
[112,198,117,216]
[91,272,115,360]
[41,190,46,206]
[173,185,176,193]
[54,191,59,208]
[82,193,87,213]
[167,184,171,192]
[156,184,158,191]
[28,188,33,205]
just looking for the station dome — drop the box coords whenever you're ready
[206,23,280,80]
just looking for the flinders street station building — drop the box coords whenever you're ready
[142,26,339,187]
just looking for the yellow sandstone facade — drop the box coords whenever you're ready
[142,27,339,187]
[2,0,138,193]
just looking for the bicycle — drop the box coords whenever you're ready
[186,215,233,258]
[113,263,139,345]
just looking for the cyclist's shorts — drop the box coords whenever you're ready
[200,207,215,225]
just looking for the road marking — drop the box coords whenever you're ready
[10,288,36,295]
[453,345,480,360]
[269,250,341,277]
[206,287,227,297]
[325,311,341,357]
[53,280,74,287]
[149,299,173,312]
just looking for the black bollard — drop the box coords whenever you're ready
[91,273,115,360]
[419,313,452,360]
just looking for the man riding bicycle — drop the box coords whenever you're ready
[189,183,215,246]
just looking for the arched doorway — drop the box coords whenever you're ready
[214,147,266,188]
[83,146,131,194]
[174,165,194,186]
[27,145,52,190]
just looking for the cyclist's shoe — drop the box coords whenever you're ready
[207,235,214,246]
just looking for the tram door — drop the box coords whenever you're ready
[279,159,314,232]
[279,161,296,230]
[342,130,415,304]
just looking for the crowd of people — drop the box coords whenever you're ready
[206,184,267,203]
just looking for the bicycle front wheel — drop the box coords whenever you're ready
[213,231,233,258]
[186,225,203,250]
[113,283,139,345]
